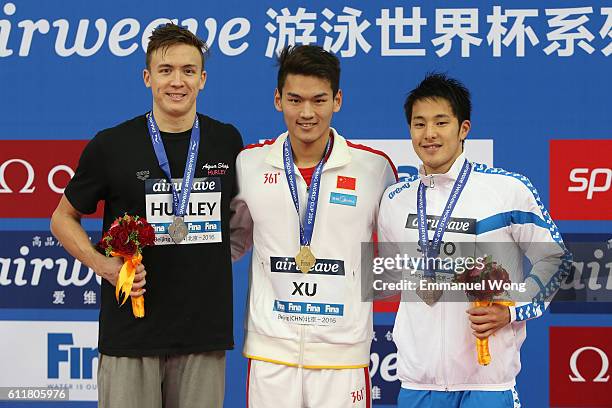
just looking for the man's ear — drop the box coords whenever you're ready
[143,69,151,88]
[199,70,207,90]
[333,89,343,113]
[459,119,471,141]
[274,88,282,112]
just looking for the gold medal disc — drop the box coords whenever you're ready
[295,246,316,273]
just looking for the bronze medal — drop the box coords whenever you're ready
[416,275,443,306]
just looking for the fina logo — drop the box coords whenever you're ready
[568,346,610,383]
[48,333,98,380]
[0,158,74,194]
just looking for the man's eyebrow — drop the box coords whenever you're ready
[156,63,198,69]
[412,113,452,120]
[286,92,329,98]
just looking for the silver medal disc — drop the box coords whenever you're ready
[168,216,188,244]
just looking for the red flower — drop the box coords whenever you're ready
[97,214,155,257]
[138,223,155,246]
[454,258,511,301]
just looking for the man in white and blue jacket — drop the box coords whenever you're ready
[377,73,571,408]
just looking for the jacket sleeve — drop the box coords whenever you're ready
[508,177,572,322]
[374,183,405,300]
[229,153,253,262]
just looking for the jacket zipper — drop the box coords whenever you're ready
[298,325,305,368]
[441,297,448,391]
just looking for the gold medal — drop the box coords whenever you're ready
[295,246,316,274]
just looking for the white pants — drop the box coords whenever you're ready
[247,359,372,408]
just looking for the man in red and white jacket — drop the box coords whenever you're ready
[230,45,397,407]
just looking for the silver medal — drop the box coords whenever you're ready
[168,216,188,244]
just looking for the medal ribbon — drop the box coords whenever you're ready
[283,136,331,247]
[417,159,471,278]
[146,112,200,218]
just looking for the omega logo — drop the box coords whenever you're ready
[569,346,610,383]
[0,159,74,194]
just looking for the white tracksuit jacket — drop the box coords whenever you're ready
[230,129,397,368]
[377,154,572,391]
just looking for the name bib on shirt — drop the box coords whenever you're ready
[269,256,346,327]
[145,177,222,245]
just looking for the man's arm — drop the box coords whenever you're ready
[468,177,572,338]
[50,195,146,296]
[229,153,253,262]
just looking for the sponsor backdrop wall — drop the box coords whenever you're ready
[1,0,611,406]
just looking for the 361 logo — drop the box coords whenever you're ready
[550,140,612,220]
[264,172,280,184]
[550,326,612,407]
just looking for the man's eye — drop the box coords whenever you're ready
[413,123,424,128]
[316,99,326,103]
[160,69,170,74]
[437,121,448,126]
[185,69,195,75]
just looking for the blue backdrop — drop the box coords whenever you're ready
[1,0,611,407]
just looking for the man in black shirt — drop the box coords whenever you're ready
[50,23,242,408]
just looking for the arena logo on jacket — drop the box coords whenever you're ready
[269,256,346,327]
[145,177,222,245]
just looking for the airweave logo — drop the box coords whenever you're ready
[405,214,476,235]
[0,3,250,58]
[270,257,345,275]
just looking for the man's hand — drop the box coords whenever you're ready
[467,303,511,339]
[94,255,147,297]
[51,196,146,298]
[131,264,147,297]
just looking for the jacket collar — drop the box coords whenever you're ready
[418,153,468,189]
[265,128,351,171]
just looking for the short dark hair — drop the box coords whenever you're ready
[277,45,341,96]
[146,23,209,70]
[404,73,471,126]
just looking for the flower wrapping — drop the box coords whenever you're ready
[454,256,515,366]
[97,214,155,318]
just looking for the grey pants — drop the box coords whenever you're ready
[97,351,226,408]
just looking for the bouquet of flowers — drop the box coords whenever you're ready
[98,214,155,318]
[454,255,515,366]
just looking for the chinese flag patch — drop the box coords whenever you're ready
[337,175,356,190]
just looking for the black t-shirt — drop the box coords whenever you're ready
[65,113,243,357]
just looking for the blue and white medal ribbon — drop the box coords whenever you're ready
[417,159,471,278]
[146,111,200,243]
[283,136,331,272]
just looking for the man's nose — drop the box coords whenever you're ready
[424,123,437,139]
[300,102,314,118]
[170,70,183,86]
